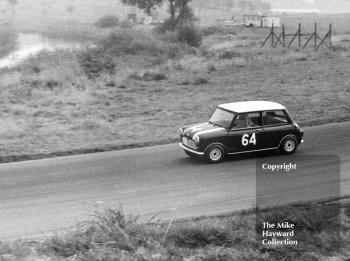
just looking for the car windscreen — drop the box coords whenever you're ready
[209,108,235,129]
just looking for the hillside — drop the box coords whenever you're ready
[1,0,132,28]
[2,0,350,30]
[265,0,350,13]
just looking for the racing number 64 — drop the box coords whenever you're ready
[242,133,256,146]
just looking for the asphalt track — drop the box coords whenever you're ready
[1,122,350,241]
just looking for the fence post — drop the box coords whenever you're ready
[329,24,332,50]
[282,24,286,47]
[261,26,273,48]
[314,23,317,50]
[298,23,301,48]
[262,22,333,51]
[271,23,274,47]
[316,23,333,50]
[303,23,316,49]
[288,23,300,48]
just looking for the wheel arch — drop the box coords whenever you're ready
[278,134,298,148]
[204,142,227,155]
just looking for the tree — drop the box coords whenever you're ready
[120,0,193,30]
[120,0,163,15]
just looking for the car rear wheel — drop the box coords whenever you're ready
[280,137,298,154]
[205,145,225,163]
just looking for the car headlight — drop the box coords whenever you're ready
[292,121,301,130]
[179,128,184,136]
[193,134,200,144]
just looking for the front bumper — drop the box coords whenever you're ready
[179,143,204,156]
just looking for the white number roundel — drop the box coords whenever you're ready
[242,133,257,146]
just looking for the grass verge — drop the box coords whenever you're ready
[1,198,349,260]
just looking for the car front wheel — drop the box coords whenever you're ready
[205,145,225,163]
[280,137,298,154]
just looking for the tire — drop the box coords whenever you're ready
[205,144,225,163]
[280,136,298,154]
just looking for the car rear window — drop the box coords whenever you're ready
[263,110,289,126]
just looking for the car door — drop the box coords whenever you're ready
[226,112,264,153]
[260,110,295,148]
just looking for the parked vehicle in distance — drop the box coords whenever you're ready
[143,16,153,25]
[179,101,304,163]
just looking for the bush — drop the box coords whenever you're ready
[156,15,202,47]
[201,26,223,36]
[169,224,231,248]
[208,64,216,72]
[177,23,202,47]
[129,71,167,81]
[119,20,133,29]
[155,18,177,34]
[295,56,308,61]
[95,15,119,28]
[78,50,115,79]
[97,31,181,58]
[219,50,243,59]
[193,77,209,85]
[201,26,237,37]
[158,31,180,44]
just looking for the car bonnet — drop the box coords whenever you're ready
[184,122,225,137]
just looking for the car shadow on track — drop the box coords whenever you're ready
[177,149,294,165]
[225,150,284,162]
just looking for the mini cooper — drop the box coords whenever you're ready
[179,101,304,163]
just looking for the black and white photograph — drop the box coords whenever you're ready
[0,0,349,260]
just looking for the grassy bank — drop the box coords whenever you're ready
[0,22,350,160]
[1,199,349,260]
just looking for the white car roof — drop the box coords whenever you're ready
[219,101,286,113]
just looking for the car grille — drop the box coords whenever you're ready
[182,137,197,150]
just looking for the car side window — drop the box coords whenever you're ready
[232,113,262,129]
[263,110,289,126]
[232,114,247,129]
